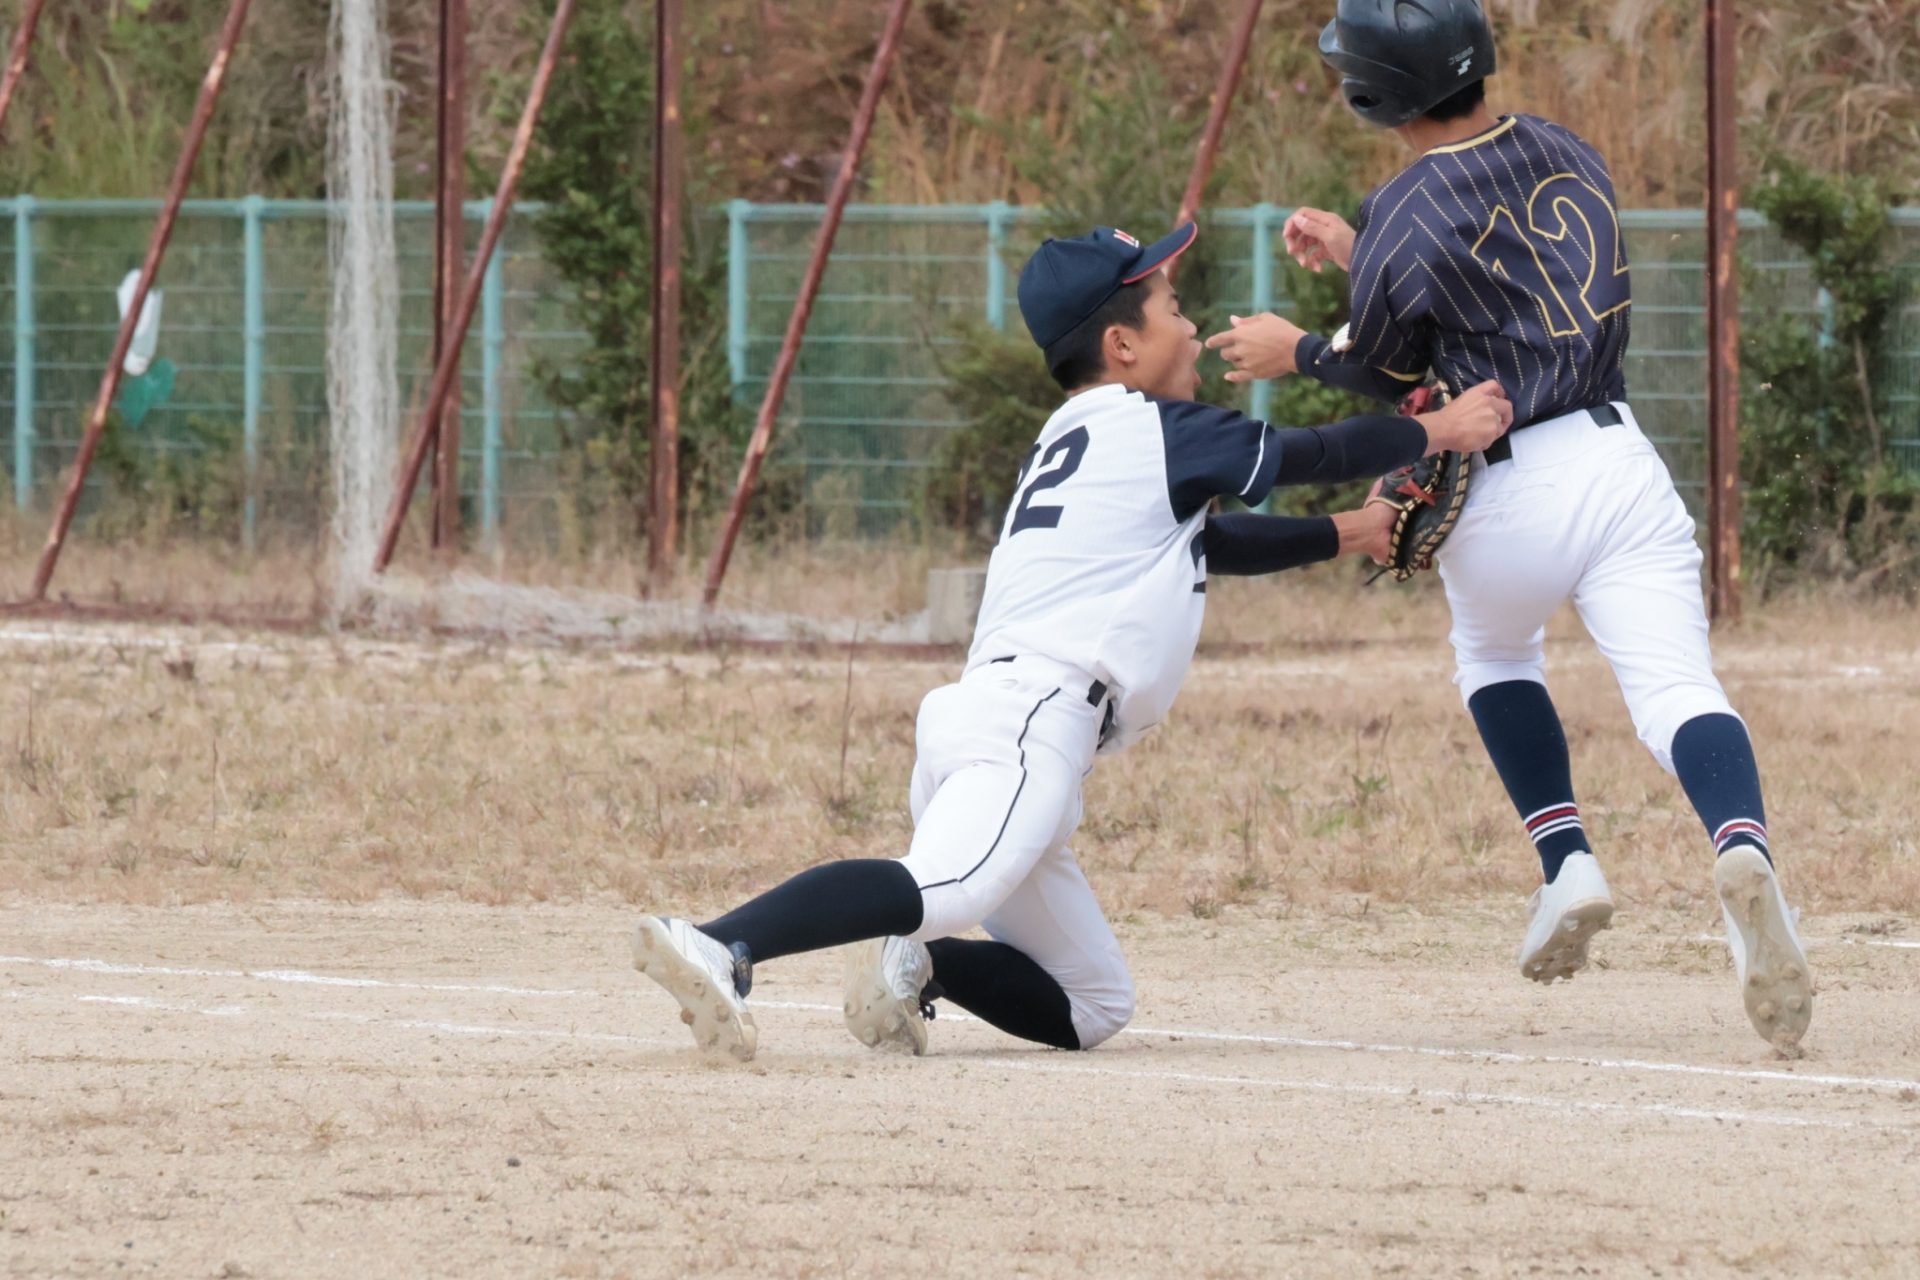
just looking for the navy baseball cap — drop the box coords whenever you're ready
[1017,223,1198,356]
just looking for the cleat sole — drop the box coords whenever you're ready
[841,938,928,1056]
[1715,849,1813,1054]
[631,918,758,1062]
[1518,898,1613,984]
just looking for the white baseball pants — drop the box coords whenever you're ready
[1438,402,1737,773]
[898,657,1136,1049]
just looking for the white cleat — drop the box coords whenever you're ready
[1518,852,1615,983]
[843,936,933,1056]
[631,916,758,1062]
[1715,846,1813,1054]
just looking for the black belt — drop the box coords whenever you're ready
[990,655,1107,707]
[1483,402,1623,465]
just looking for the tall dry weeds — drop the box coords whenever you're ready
[4,564,1917,919]
[849,0,1918,207]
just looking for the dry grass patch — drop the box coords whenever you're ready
[4,571,1916,917]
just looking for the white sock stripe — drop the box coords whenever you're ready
[1522,802,1580,826]
[1713,818,1769,849]
[1528,817,1585,844]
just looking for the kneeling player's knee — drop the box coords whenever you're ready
[1065,967,1136,1050]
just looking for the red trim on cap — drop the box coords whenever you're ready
[1121,223,1198,284]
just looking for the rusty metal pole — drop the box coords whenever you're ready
[1704,0,1742,622]
[431,0,469,554]
[648,0,684,586]
[0,0,50,139]
[373,0,577,574]
[28,0,254,603]
[701,0,913,609]
[1174,0,1264,233]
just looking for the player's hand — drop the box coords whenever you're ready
[1331,502,1397,565]
[1204,312,1307,383]
[1283,208,1357,274]
[1415,380,1513,454]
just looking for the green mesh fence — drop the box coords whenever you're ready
[733,203,1920,527]
[2,199,1916,550]
[0,198,585,554]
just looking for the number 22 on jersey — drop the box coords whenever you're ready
[1007,426,1089,536]
[1470,173,1629,339]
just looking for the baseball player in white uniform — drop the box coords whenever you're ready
[631,223,1510,1060]
[1207,0,1814,1051]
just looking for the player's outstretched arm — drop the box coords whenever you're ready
[1206,312,1426,405]
[1271,413,1428,486]
[1293,335,1425,403]
[1204,506,1396,576]
[1158,386,1506,516]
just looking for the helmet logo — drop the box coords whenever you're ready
[1449,45,1476,76]
[1112,229,1140,248]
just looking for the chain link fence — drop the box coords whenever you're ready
[3,199,1916,550]
[732,203,1920,525]
[0,198,585,554]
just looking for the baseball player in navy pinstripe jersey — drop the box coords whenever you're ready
[1208,0,1813,1053]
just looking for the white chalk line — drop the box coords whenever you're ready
[0,955,591,998]
[2,989,661,1047]
[7,953,1920,1098]
[759,999,1920,1098]
[1689,932,1920,952]
[1,989,1892,1135]
[983,1058,1874,1132]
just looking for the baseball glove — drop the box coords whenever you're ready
[1368,383,1472,582]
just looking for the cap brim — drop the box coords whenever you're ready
[1121,222,1198,284]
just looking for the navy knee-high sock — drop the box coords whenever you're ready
[1468,680,1593,883]
[700,860,923,963]
[1671,713,1771,864]
[924,938,1080,1050]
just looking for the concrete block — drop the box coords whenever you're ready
[926,566,987,645]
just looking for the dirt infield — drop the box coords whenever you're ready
[4,900,1918,1278]
[4,604,1919,1275]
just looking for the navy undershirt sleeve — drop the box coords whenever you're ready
[1274,416,1428,485]
[1272,414,1427,485]
[1294,333,1427,404]
[1202,513,1340,575]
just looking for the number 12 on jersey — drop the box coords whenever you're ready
[1008,426,1090,535]
[1470,173,1629,339]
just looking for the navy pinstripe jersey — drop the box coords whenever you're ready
[1298,114,1631,426]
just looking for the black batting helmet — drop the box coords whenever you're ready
[1319,0,1497,128]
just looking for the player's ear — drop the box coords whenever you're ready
[1104,323,1136,370]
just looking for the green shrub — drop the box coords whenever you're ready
[1743,160,1917,592]
[920,324,1056,539]
[92,413,245,542]
[514,0,758,551]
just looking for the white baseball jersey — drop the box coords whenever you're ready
[965,383,1283,751]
